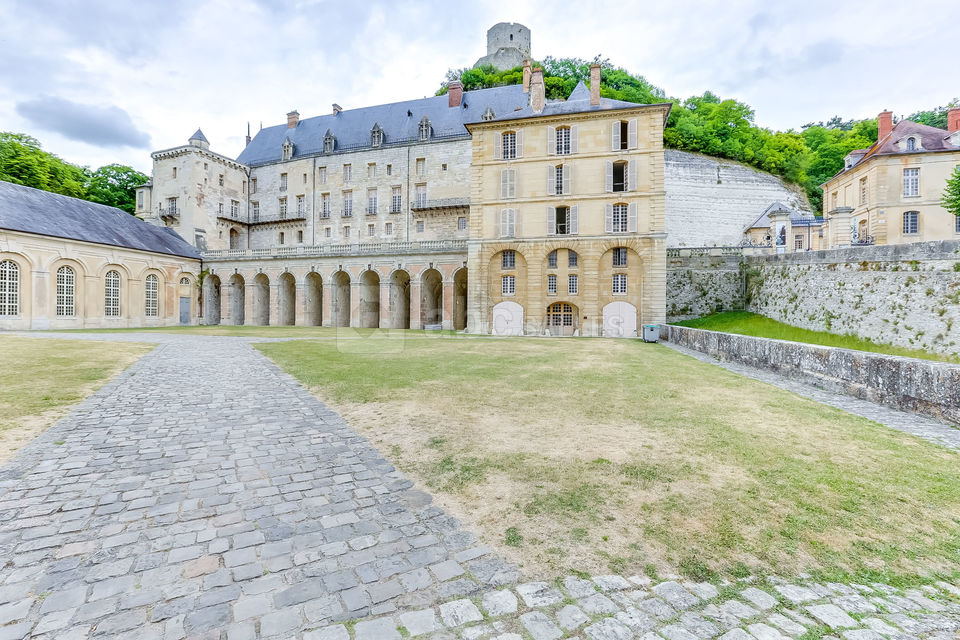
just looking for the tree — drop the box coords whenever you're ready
[943,166,960,218]
[85,164,148,214]
[0,132,88,197]
[908,99,959,130]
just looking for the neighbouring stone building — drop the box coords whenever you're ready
[0,181,201,330]
[473,22,531,71]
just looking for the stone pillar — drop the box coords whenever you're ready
[441,279,454,330]
[321,275,332,326]
[379,281,391,328]
[409,281,422,330]
[767,209,792,255]
[465,242,485,334]
[827,206,854,248]
[350,281,361,328]
[31,268,50,330]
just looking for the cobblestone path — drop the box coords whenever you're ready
[0,335,517,639]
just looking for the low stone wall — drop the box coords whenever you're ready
[666,248,745,321]
[661,324,960,425]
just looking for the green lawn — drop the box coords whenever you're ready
[63,325,459,339]
[674,311,959,363]
[259,334,960,584]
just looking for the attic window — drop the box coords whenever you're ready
[371,124,383,147]
[419,116,432,141]
[323,131,336,153]
[906,137,916,151]
[282,139,294,161]
[482,107,496,121]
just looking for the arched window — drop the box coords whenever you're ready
[104,270,120,317]
[56,265,75,316]
[179,277,190,285]
[568,250,578,268]
[0,260,19,316]
[145,274,159,317]
[906,137,916,151]
[419,116,432,141]
[548,250,558,268]
[371,124,383,147]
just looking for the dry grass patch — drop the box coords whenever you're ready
[259,335,960,582]
[0,336,151,464]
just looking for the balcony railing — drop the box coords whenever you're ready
[202,239,467,261]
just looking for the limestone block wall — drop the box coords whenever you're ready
[747,240,960,357]
[666,250,744,321]
[664,150,811,247]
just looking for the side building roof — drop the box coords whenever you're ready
[0,180,200,260]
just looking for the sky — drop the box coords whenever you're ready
[0,0,955,174]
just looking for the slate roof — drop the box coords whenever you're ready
[833,119,958,181]
[744,201,822,231]
[0,180,200,260]
[189,129,209,143]
[237,84,530,166]
[478,81,673,123]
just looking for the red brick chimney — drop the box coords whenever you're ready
[287,110,299,129]
[877,110,893,140]
[589,64,601,106]
[448,81,463,108]
[522,59,531,93]
[530,67,544,113]
[949,107,960,133]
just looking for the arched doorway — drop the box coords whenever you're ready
[389,270,410,329]
[204,274,221,325]
[359,270,380,328]
[453,268,467,331]
[546,302,578,336]
[420,268,442,329]
[492,301,523,336]
[331,271,351,327]
[304,272,322,326]
[252,273,270,325]
[228,274,245,325]
[278,272,296,326]
[603,301,637,337]
[229,228,240,250]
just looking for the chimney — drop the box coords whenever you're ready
[245,122,251,147]
[877,110,893,140]
[522,59,532,93]
[948,107,960,133]
[589,63,601,106]
[332,104,342,116]
[530,67,544,114]
[448,81,463,108]
[286,110,299,129]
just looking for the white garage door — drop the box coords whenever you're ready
[603,301,637,338]
[492,301,524,336]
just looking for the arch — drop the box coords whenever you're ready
[453,268,467,331]
[145,274,160,318]
[252,273,270,325]
[204,274,222,325]
[492,301,524,336]
[0,259,21,317]
[420,268,443,328]
[228,273,245,325]
[546,301,578,336]
[359,270,380,328]
[603,301,638,338]
[104,270,121,318]
[278,272,296,326]
[229,228,241,250]
[331,270,351,327]
[304,272,323,326]
[389,269,410,329]
[55,264,77,317]
[50,258,85,320]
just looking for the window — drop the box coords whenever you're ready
[323,132,335,153]
[343,225,351,238]
[325,227,332,238]
[218,174,224,186]
[612,204,628,233]
[166,197,178,215]
[297,230,303,243]
[419,117,431,141]
[230,200,239,218]
[415,184,427,208]
[343,191,353,216]
[442,164,447,171]
[502,250,516,269]
[458,216,467,231]
[613,273,627,295]
[568,250,578,267]
[280,173,287,191]
[547,274,557,294]
[104,271,120,317]
[554,206,569,235]
[831,191,838,209]
[296,195,304,216]
[794,235,803,250]
[502,132,517,159]
[612,247,627,267]
[547,302,574,327]
[555,165,564,195]
[556,127,571,155]
[903,211,919,234]
[279,232,285,245]
[619,121,629,150]
[343,164,352,182]
[252,201,260,222]
[906,137,916,151]
[218,202,224,216]
[179,277,190,285]
[368,163,376,178]
[321,193,331,218]
[367,188,377,215]
[172,167,177,178]
[145,274,159,317]
[242,180,246,194]
[568,274,578,295]
[385,222,393,235]
[391,187,402,213]
[279,197,287,218]
[56,266,75,316]
[371,125,383,147]
[548,250,558,268]
[368,223,375,236]
[416,220,425,233]
[416,158,425,176]
[386,164,392,176]
[318,167,326,184]
[501,169,516,199]
[502,275,516,295]
[0,260,19,316]
[613,161,626,192]
[903,168,919,197]
[251,178,257,193]
[303,173,307,184]
[137,191,143,209]
[499,209,516,238]
[859,178,868,206]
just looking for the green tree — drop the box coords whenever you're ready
[0,132,88,198]
[907,99,959,130]
[943,166,960,218]
[85,164,148,214]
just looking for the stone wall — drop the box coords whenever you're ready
[662,324,960,425]
[666,248,744,321]
[747,240,960,358]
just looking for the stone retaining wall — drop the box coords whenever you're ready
[666,249,745,322]
[661,324,960,425]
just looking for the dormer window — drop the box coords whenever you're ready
[371,124,383,147]
[419,116,432,141]
[482,106,496,122]
[323,130,336,153]
[281,138,294,161]
[906,137,916,151]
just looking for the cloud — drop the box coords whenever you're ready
[14,97,151,149]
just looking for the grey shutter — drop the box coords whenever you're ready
[563,165,571,195]
[514,209,521,236]
[516,130,524,158]
[570,125,579,153]
[605,204,613,233]
[494,133,502,160]
[628,160,638,192]
[495,209,501,238]
[509,169,516,198]
[547,207,556,236]
[547,166,556,196]
[611,121,620,151]
[605,161,613,193]
[628,118,638,149]
[547,126,556,155]
[501,170,509,199]
[570,205,579,235]
[628,203,638,232]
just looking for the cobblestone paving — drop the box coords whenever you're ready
[0,335,518,639]
[663,342,960,450]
